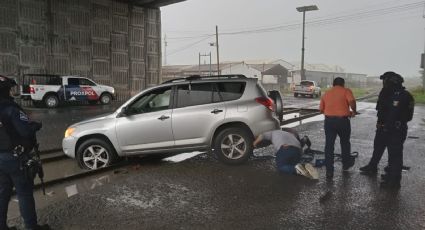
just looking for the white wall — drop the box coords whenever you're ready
[221,63,262,79]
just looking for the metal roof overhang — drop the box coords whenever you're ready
[128,0,186,8]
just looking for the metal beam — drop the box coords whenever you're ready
[129,0,186,7]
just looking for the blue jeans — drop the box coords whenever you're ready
[324,117,351,173]
[0,152,37,229]
[276,146,301,174]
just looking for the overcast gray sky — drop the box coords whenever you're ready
[161,0,424,77]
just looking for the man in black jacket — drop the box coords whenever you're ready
[0,75,43,230]
[359,71,414,189]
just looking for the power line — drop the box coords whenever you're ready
[165,1,424,38]
[166,35,214,57]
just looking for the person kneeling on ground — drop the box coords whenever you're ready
[253,129,318,179]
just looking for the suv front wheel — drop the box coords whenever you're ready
[76,138,118,170]
[213,127,253,165]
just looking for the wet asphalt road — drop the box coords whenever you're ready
[10,98,425,229]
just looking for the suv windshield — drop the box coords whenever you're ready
[300,81,314,87]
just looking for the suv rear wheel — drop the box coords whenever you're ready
[213,127,253,165]
[44,94,59,108]
[268,90,284,123]
[76,138,118,170]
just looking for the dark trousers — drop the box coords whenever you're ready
[276,146,301,175]
[324,117,351,173]
[368,126,407,180]
[0,153,37,229]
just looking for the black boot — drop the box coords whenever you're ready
[360,164,377,175]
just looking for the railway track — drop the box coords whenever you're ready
[32,91,379,192]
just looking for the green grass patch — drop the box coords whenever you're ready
[410,87,425,104]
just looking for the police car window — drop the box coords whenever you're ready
[68,78,79,86]
[176,83,214,108]
[128,87,171,114]
[79,78,96,86]
[217,82,245,101]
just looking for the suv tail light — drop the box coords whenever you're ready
[255,97,275,112]
[30,87,35,94]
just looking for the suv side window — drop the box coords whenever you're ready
[68,78,79,86]
[79,78,96,86]
[177,83,219,108]
[128,87,172,115]
[217,82,245,101]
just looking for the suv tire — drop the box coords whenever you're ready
[100,93,112,105]
[44,94,59,108]
[213,127,253,165]
[268,90,284,123]
[77,138,118,170]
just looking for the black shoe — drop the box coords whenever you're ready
[27,224,51,230]
[343,158,355,171]
[360,164,377,175]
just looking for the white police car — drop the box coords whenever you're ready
[20,74,115,108]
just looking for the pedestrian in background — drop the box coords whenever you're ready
[0,75,44,230]
[253,129,318,179]
[320,77,357,180]
[359,71,414,189]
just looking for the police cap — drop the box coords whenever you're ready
[379,71,404,84]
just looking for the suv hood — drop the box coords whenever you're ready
[98,85,115,93]
[71,112,116,128]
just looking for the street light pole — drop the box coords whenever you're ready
[216,25,220,75]
[297,5,318,81]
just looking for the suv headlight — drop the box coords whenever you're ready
[64,127,75,138]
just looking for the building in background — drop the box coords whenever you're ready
[290,63,367,88]
[162,59,291,91]
[0,0,184,101]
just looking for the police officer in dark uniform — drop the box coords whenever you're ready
[0,75,43,229]
[359,71,414,189]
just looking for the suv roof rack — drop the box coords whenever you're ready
[161,74,247,84]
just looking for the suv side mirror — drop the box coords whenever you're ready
[117,106,128,117]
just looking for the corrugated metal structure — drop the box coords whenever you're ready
[0,0,183,101]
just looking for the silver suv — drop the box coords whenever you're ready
[62,75,282,170]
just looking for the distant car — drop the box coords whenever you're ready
[20,74,115,108]
[63,75,283,170]
[293,80,321,98]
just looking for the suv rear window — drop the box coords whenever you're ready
[217,82,245,101]
[300,81,314,86]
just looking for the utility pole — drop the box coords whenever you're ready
[423,5,425,90]
[216,25,220,75]
[199,52,212,76]
[163,34,167,66]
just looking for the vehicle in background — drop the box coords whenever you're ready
[62,74,284,170]
[293,80,321,98]
[20,74,115,108]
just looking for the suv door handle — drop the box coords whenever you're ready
[157,115,170,121]
[211,109,223,114]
